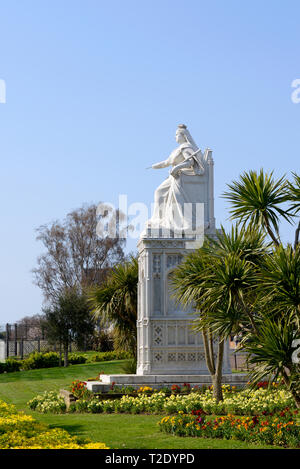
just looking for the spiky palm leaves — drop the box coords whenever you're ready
[246,244,300,404]
[172,224,300,406]
[258,245,300,328]
[287,172,300,248]
[90,257,138,358]
[172,225,267,401]
[223,169,291,245]
[173,225,267,338]
[287,172,300,216]
[244,319,300,408]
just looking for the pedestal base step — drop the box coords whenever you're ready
[86,373,248,393]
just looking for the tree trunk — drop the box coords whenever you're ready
[202,330,215,375]
[59,341,62,367]
[212,373,223,402]
[294,220,300,251]
[63,341,69,367]
[212,339,225,402]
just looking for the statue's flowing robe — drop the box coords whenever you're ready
[150,145,206,233]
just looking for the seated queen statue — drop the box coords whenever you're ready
[144,124,213,237]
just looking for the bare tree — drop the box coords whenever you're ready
[16,314,45,339]
[32,203,126,304]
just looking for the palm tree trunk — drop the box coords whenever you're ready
[294,220,300,251]
[208,331,216,372]
[212,339,224,402]
[202,330,215,375]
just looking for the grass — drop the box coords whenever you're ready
[0,360,279,449]
[0,360,123,408]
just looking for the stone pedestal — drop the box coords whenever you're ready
[86,373,247,393]
[136,236,232,376]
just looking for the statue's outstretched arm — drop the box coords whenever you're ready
[151,159,170,169]
[151,147,180,169]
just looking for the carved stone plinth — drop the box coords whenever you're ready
[136,237,232,375]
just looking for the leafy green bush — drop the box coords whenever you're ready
[5,359,21,372]
[1,398,108,448]
[22,352,59,370]
[91,351,132,362]
[0,359,21,374]
[68,353,87,365]
[0,350,129,374]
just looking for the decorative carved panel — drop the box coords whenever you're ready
[153,254,161,274]
[166,254,183,269]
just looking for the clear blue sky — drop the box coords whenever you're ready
[0,0,299,323]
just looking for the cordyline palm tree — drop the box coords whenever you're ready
[240,244,300,408]
[243,318,300,408]
[287,172,300,249]
[172,225,267,402]
[223,169,292,246]
[258,245,300,328]
[89,257,138,359]
[222,169,300,408]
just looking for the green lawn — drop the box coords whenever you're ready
[0,361,279,449]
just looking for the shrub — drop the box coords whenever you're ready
[5,359,21,372]
[91,351,132,362]
[22,352,60,370]
[1,398,108,448]
[0,359,21,374]
[68,353,87,365]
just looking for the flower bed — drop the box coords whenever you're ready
[28,385,296,416]
[0,399,108,449]
[158,409,300,448]
[27,391,67,414]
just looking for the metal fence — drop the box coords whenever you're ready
[0,323,80,361]
[0,323,250,370]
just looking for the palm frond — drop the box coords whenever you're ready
[223,169,292,242]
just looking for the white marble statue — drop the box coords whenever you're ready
[147,124,211,235]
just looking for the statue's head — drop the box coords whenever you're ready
[175,124,188,144]
[175,124,198,150]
